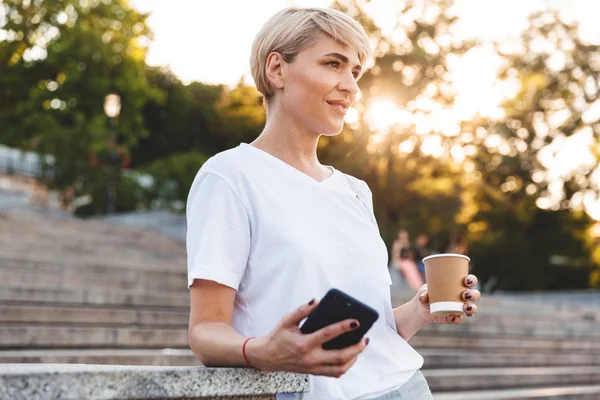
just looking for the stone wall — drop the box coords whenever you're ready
[0,364,308,400]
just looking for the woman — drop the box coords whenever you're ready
[186,7,480,400]
[447,233,469,255]
[391,230,424,291]
[413,234,431,282]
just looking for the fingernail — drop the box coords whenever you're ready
[365,337,370,345]
[350,321,358,329]
[466,305,473,311]
[308,299,315,306]
[465,292,472,299]
[467,278,473,285]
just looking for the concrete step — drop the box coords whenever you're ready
[419,315,600,339]
[434,385,600,399]
[3,306,600,351]
[474,297,600,322]
[0,349,200,366]
[391,291,600,322]
[419,349,600,368]
[0,285,189,308]
[0,252,184,274]
[496,291,600,306]
[0,264,187,292]
[4,348,600,369]
[0,211,185,248]
[4,302,600,342]
[424,366,600,391]
[99,210,186,242]
[6,306,599,346]
[4,314,600,354]
[410,334,600,351]
[0,239,185,270]
[0,324,188,348]
[0,304,189,326]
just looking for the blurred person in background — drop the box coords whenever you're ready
[391,229,424,291]
[447,232,468,255]
[186,7,480,400]
[413,233,431,282]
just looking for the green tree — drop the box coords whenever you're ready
[133,67,224,166]
[134,71,264,166]
[492,10,600,208]
[0,0,161,212]
[141,151,209,212]
[461,10,600,289]
[212,79,266,151]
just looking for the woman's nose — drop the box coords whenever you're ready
[338,72,359,96]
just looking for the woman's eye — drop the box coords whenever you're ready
[328,61,340,68]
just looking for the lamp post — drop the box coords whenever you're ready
[103,93,121,215]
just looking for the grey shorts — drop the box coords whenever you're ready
[368,370,433,400]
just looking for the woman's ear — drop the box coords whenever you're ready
[265,52,285,90]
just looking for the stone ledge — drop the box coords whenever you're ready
[0,364,309,400]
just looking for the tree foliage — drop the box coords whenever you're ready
[133,70,264,167]
[0,0,160,194]
[460,11,600,289]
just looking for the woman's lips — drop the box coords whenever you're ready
[327,101,347,115]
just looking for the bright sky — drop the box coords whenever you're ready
[130,0,600,219]
[130,0,600,86]
[129,0,600,131]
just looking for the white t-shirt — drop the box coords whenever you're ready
[186,143,424,400]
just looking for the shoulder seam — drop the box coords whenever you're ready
[341,173,371,194]
[198,170,254,220]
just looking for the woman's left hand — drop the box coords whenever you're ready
[415,274,480,324]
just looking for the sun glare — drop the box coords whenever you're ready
[366,99,411,131]
[344,107,359,125]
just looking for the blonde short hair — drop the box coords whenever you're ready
[250,7,372,103]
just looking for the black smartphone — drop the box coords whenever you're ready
[299,288,379,350]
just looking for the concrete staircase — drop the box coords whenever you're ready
[0,210,189,353]
[408,294,600,398]
[2,209,600,399]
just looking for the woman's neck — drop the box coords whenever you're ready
[250,109,330,180]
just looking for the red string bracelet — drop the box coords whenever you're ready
[242,337,255,367]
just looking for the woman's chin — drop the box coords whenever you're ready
[320,122,345,136]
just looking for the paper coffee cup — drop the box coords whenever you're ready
[423,254,470,317]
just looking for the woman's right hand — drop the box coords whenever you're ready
[245,299,369,378]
